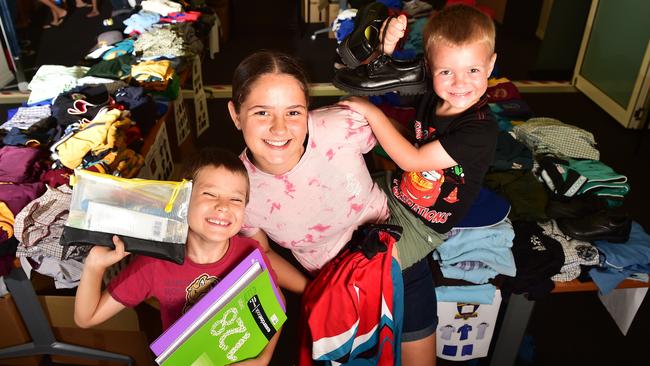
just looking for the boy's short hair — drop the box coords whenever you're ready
[424,4,496,54]
[181,148,250,203]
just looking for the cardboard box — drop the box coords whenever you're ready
[41,296,153,365]
[40,296,139,331]
[0,294,154,366]
[328,3,340,25]
[0,294,42,366]
[50,328,152,366]
[328,3,340,38]
[138,121,175,181]
[303,0,328,23]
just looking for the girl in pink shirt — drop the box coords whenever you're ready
[227,51,439,365]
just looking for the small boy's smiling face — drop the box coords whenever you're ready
[186,165,248,248]
[428,40,496,116]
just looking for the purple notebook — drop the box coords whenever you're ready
[149,248,284,357]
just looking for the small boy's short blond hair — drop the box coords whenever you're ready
[424,4,496,55]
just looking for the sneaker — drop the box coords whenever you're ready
[337,2,388,69]
[333,54,428,96]
[402,0,433,18]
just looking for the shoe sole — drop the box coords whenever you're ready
[332,77,428,96]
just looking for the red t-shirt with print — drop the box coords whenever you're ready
[107,235,276,330]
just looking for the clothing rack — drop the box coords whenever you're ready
[0,1,29,91]
[0,267,133,365]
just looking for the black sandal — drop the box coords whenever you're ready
[42,19,61,29]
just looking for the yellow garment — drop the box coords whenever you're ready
[89,148,145,178]
[488,77,511,86]
[0,202,15,238]
[115,150,145,178]
[96,115,132,155]
[131,60,173,83]
[139,79,170,92]
[56,109,131,169]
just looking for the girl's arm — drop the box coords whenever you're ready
[74,236,129,328]
[250,230,309,294]
[340,97,457,172]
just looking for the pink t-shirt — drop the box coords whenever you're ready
[240,106,390,272]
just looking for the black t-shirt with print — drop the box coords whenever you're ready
[390,92,498,233]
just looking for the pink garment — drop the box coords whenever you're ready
[0,182,46,216]
[0,145,48,183]
[160,11,201,23]
[240,106,389,272]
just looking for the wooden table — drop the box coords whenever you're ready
[489,277,650,366]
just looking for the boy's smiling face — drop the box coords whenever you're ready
[428,40,496,116]
[186,165,248,248]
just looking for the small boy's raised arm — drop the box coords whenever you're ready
[74,235,130,328]
[339,97,457,172]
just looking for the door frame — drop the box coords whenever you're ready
[572,0,650,129]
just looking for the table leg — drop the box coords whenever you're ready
[489,293,536,366]
[0,267,133,365]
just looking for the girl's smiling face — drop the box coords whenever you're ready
[229,73,309,175]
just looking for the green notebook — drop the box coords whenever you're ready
[157,268,286,365]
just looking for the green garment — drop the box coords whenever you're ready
[484,170,549,221]
[374,171,446,270]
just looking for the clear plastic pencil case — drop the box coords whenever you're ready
[62,169,193,264]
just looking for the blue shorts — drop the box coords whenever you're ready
[402,256,438,342]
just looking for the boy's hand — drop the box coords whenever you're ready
[380,14,408,55]
[339,96,382,122]
[85,235,131,270]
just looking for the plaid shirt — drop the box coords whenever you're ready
[538,220,599,282]
[513,117,600,160]
[0,106,51,131]
[452,260,488,271]
[14,185,72,260]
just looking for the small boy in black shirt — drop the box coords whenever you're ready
[342,3,499,236]
[340,5,499,365]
